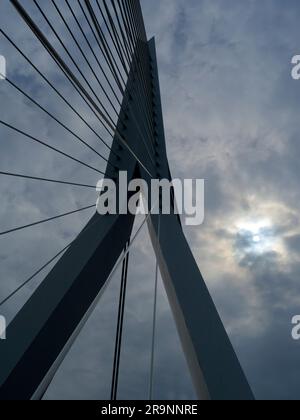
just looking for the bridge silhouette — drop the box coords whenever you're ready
[0,0,254,401]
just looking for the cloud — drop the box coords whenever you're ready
[1,0,300,400]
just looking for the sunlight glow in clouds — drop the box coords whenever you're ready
[236,219,272,236]
[236,218,277,255]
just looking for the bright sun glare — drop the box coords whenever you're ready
[235,218,276,254]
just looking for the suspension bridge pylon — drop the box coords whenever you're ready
[0,0,254,401]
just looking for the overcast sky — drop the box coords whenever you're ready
[1,0,300,400]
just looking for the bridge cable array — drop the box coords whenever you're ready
[111,241,130,401]
[0,0,161,399]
